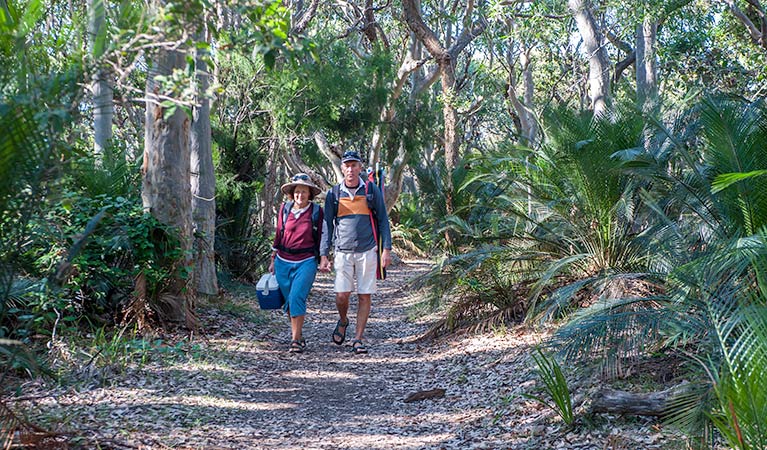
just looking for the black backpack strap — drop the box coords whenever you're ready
[276,201,293,252]
[311,203,321,261]
[276,202,287,246]
[332,184,341,224]
[282,201,293,228]
[365,181,378,220]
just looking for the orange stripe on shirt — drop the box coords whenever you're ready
[338,196,370,217]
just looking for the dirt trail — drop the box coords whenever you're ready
[17,260,683,449]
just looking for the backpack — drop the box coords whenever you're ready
[330,181,386,280]
[276,202,321,261]
[331,181,377,222]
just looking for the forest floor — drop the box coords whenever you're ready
[10,259,694,449]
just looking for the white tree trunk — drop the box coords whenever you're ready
[191,31,218,297]
[521,51,538,146]
[88,0,112,162]
[143,48,195,326]
[568,0,611,116]
[635,17,658,113]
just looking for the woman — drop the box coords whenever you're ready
[269,173,324,353]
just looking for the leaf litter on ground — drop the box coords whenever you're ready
[7,259,700,449]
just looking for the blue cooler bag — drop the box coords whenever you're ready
[256,273,283,309]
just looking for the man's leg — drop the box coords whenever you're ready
[353,248,377,342]
[354,293,371,340]
[332,251,355,344]
[336,291,351,325]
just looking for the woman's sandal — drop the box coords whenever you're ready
[350,339,368,354]
[332,319,349,345]
[289,339,305,353]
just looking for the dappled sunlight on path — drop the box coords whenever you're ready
[16,259,691,449]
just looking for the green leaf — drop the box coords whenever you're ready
[711,170,767,194]
[90,0,108,58]
[163,105,177,121]
[0,0,18,29]
[19,0,43,34]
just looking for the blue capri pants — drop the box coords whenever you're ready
[274,256,318,317]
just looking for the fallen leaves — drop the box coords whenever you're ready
[6,261,702,449]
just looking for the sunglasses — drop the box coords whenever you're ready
[292,174,310,181]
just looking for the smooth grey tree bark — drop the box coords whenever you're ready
[191,29,218,297]
[568,0,611,115]
[143,48,195,327]
[635,17,658,113]
[88,0,113,162]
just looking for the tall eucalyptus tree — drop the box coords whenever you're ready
[568,0,611,115]
[191,23,217,296]
[402,0,487,213]
[88,0,113,163]
[142,0,196,326]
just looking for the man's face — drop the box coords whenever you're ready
[341,161,362,185]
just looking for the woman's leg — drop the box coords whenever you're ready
[286,259,318,341]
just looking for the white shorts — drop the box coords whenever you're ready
[334,248,377,294]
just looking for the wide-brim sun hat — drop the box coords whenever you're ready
[281,173,321,197]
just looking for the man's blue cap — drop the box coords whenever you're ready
[341,150,362,163]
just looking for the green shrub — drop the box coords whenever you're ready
[523,346,575,426]
[7,193,185,337]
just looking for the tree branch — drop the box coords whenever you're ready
[402,0,447,59]
[314,131,343,183]
[725,0,765,47]
[291,0,321,35]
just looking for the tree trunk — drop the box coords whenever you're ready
[143,48,195,327]
[635,17,658,114]
[384,140,408,212]
[88,0,112,162]
[314,131,343,184]
[505,38,536,146]
[290,0,320,35]
[191,30,218,297]
[402,0,485,220]
[440,56,459,178]
[261,132,279,233]
[521,50,537,145]
[568,0,611,116]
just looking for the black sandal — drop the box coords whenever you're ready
[289,339,304,353]
[332,319,349,345]
[350,339,368,354]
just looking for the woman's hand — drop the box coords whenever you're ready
[268,258,275,274]
[319,256,331,272]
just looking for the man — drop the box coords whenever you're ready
[319,150,392,354]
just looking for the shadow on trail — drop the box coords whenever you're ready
[48,260,540,449]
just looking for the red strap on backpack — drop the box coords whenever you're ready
[364,182,386,280]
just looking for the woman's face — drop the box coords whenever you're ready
[292,185,311,208]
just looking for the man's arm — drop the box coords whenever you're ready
[373,184,392,250]
[372,184,393,268]
[319,190,335,272]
